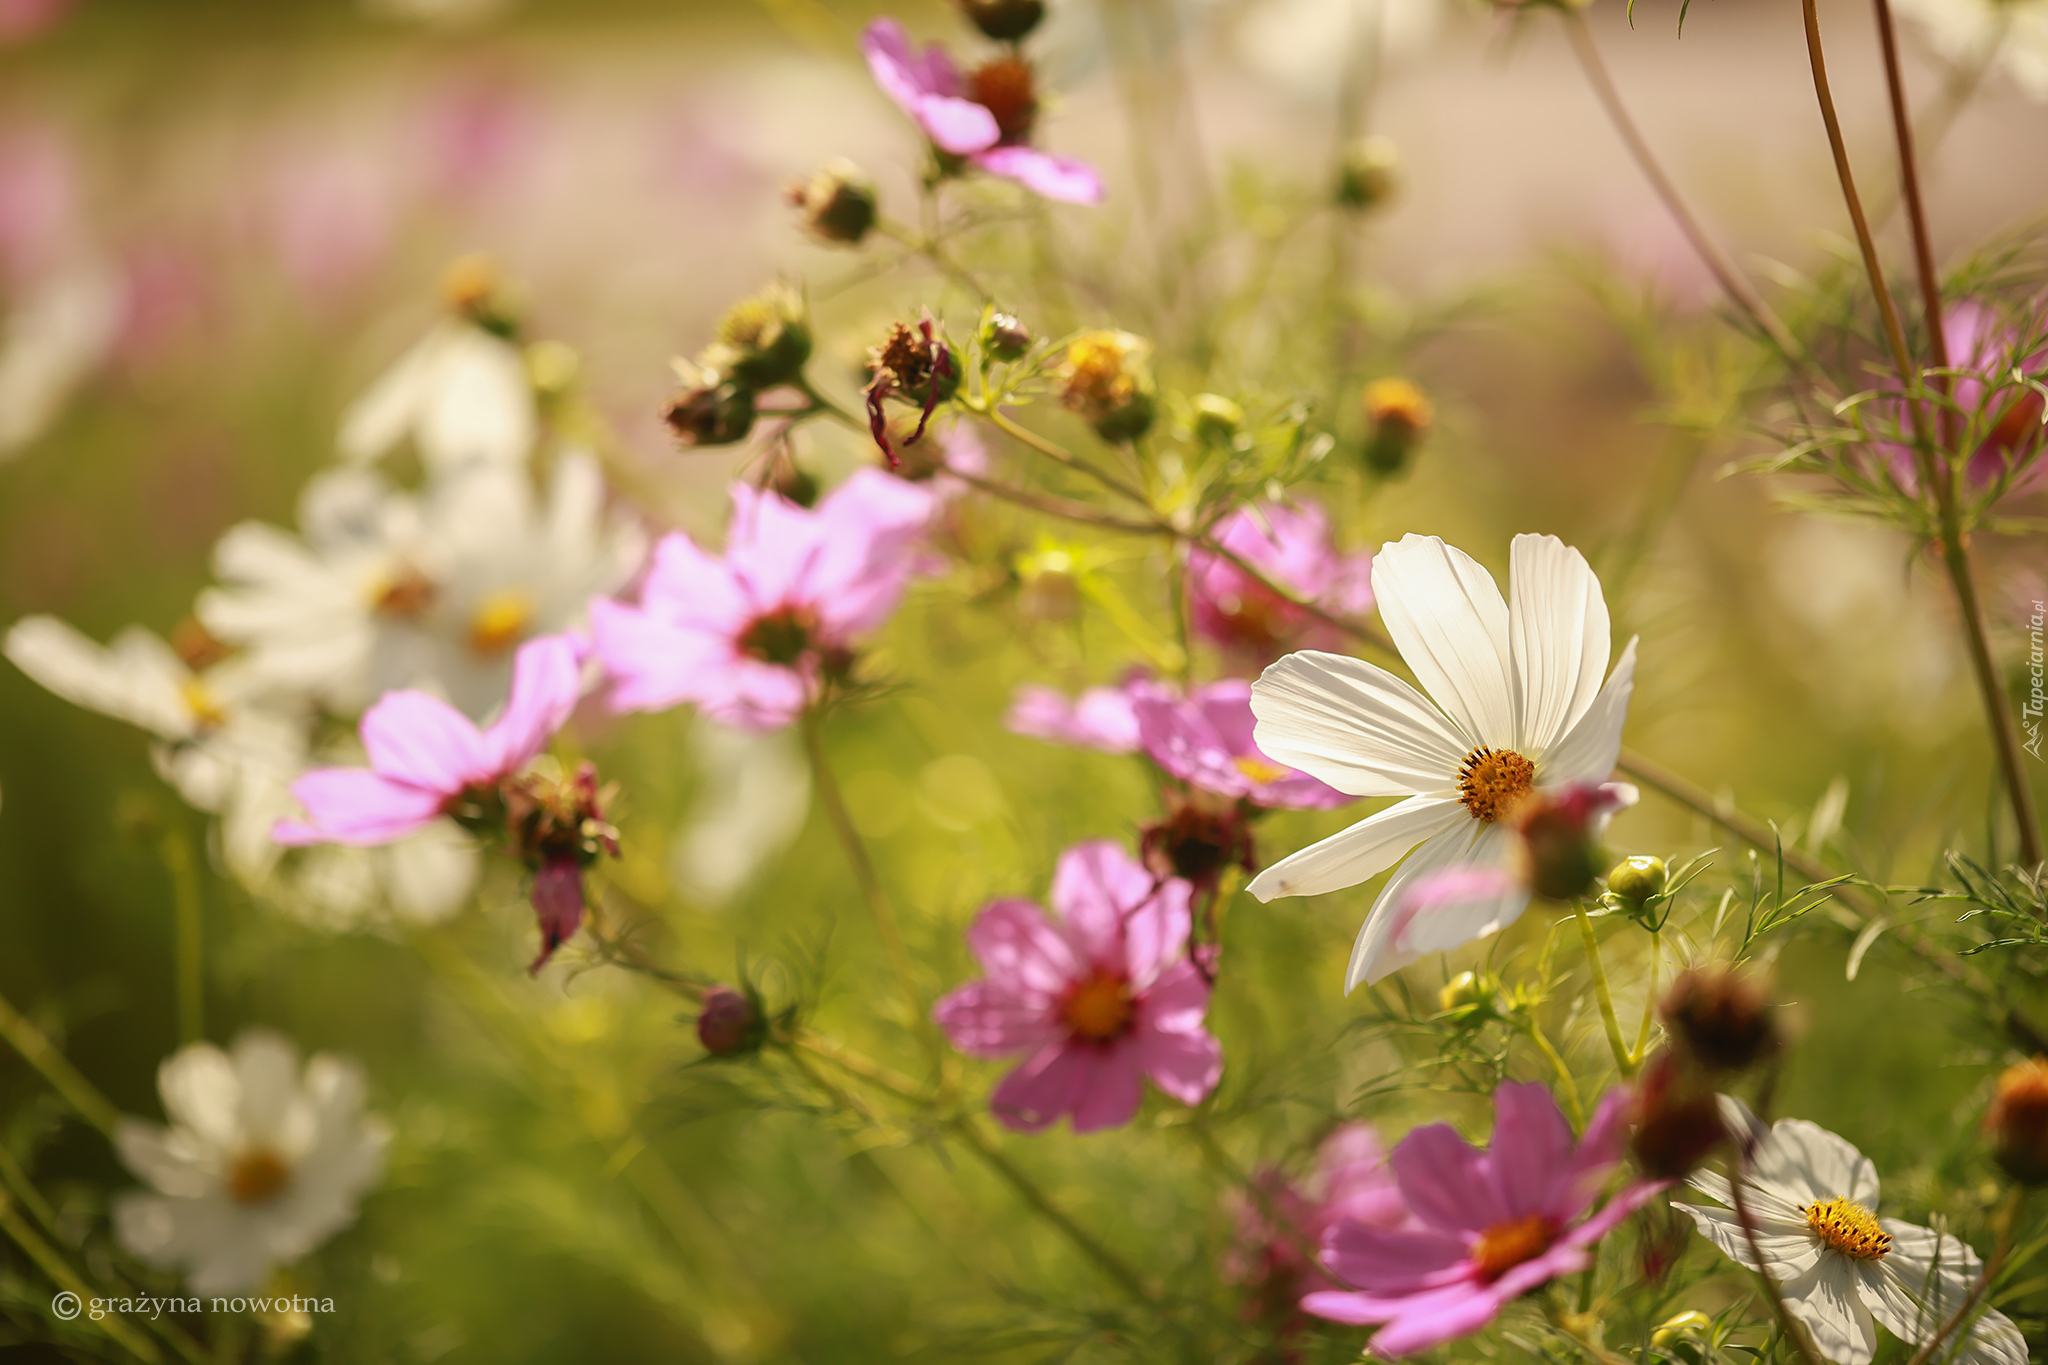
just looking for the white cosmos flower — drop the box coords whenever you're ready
[2,616,305,882]
[0,264,123,459]
[200,455,642,719]
[113,1031,388,1297]
[1246,533,1637,991]
[1895,0,2048,100]
[339,318,534,474]
[1676,1101,2027,1365]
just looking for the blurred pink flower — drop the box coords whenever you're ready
[1005,671,1168,753]
[1302,1083,1663,1357]
[1878,300,2048,492]
[274,633,584,847]
[1135,679,1352,810]
[1232,1125,1407,1324]
[1189,501,1373,666]
[860,19,1102,204]
[0,123,78,287]
[933,840,1223,1133]
[590,470,935,731]
[256,142,404,305]
[0,0,75,44]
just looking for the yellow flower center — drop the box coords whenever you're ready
[1233,755,1290,786]
[467,590,534,657]
[179,678,227,732]
[1457,746,1536,823]
[1061,973,1134,1043]
[1804,1198,1890,1259]
[226,1148,292,1206]
[1470,1213,1556,1282]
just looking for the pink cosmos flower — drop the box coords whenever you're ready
[1303,1082,1665,1358]
[1232,1124,1407,1325]
[860,19,1103,205]
[933,840,1224,1133]
[1134,679,1352,811]
[1004,672,1168,754]
[590,470,935,731]
[1387,781,1637,957]
[274,632,584,847]
[1878,299,2047,492]
[1189,501,1373,667]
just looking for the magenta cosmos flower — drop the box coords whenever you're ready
[1303,1083,1664,1358]
[1005,671,1167,754]
[274,632,584,847]
[1134,679,1351,811]
[861,19,1103,205]
[933,840,1224,1133]
[590,470,934,731]
[1189,500,1373,667]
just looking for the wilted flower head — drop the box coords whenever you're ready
[785,159,878,246]
[864,313,959,465]
[1660,966,1779,1073]
[1303,1083,1664,1357]
[663,357,756,448]
[1057,329,1155,442]
[1188,500,1373,665]
[933,840,1223,1132]
[1248,534,1637,992]
[505,759,620,972]
[113,1031,388,1296]
[1362,377,1433,474]
[861,19,1103,203]
[590,470,935,730]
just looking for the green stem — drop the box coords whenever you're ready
[0,988,120,1139]
[162,833,203,1047]
[1632,931,1660,1066]
[799,708,925,1031]
[0,1194,169,1364]
[1524,1018,1586,1128]
[1574,899,1636,1079]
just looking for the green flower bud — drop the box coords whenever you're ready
[1190,393,1244,447]
[1606,854,1669,907]
[980,309,1032,362]
[712,282,812,389]
[1335,136,1400,212]
[1438,970,1486,1013]
[786,159,878,246]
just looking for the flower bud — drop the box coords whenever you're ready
[1986,1056,2048,1184]
[1660,967,1778,1073]
[1508,785,1612,902]
[1362,377,1432,475]
[1140,791,1254,890]
[1057,330,1156,443]
[441,253,519,337]
[710,282,812,390]
[980,309,1031,362]
[1607,854,1668,908]
[697,985,766,1057]
[959,0,1046,41]
[786,159,878,246]
[1651,1311,1713,1349]
[1438,970,1486,1013]
[663,367,756,447]
[1335,136,1400,211]
[1190,393,1244,448]
[1629,1050,1728,1180]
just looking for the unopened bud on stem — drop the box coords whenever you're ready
[787,159,878,246]
[1986,1057,2048,1184]
[697,985,765,1057]
[1660,967,1778,1073]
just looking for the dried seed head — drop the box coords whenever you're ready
[1628,1050,1729,1180]
[711,282,812,389]
[786,159,878,246]
[1660,967,1779,1073]
[1057,330,1156,443]
[664,365,757,448]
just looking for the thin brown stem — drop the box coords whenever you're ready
[1872,0,1950,377]
[1900,1186,2025,1365]
[1561,10,1812,377]
[1728,1162,1828,1365]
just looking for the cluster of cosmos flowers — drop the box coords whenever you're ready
[6,0,2047,1357]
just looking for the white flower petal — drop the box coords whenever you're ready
[1369,534,1513,747]
[1250,650,1471,797]
[1390,822,1530,957]
[1248,796,1464,901]
[1540,636,1636,783]
[157,1044,243,1153]
[1779,1254,1879,1365]
[1755,1119,1881,1209]
[231,1032,301,1146]
[1342,820,1495,991]
[4,617,194,741]
[1507,533,1612,753]
[383,822,479,923]
[418,327,534,472]
[1673,1199,1823,1277]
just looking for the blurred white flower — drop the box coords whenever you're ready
[113,1031,388,1297]
[0,264,121,458]
[2,616,305,881]
[281,823,479,930]
[671,717,810,904]
[1234,0,1443,99]
[339,319,535,474]
[200,456,642,718]
[1896,0,2048,98]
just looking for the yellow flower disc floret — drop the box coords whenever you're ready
[1456,746,1535,823]
[1803,1198,1890,1259]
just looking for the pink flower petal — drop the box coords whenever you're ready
[528,858,585,973]
[1485,1081,1576,1220]
[1135,960,1211,1034]
[274,769,446,846]
[1387,864,1522,954]
[1318,1222,1469,1296]
[963,897,1081,996]
[933,981,1063,1059]
[1130,1023,1222,1106]
[360,690,491,793]
[973,145,1103,203]
[860,19,1000,155]
[1362,1279,1513,1358]
[1049,839,1164,971]
[1066,1043,1147,1132]
[1006,683,1144,753]
[989,1042,1095,1133]
[483,633,584,774]
[590,598,723,715]
[1549,1086,1633,1223]
[1299,1288,1411,1326]
[1390,1123,1505,1235]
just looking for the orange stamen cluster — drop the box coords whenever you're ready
[1061,973,1134,1042]
[1469,1213,1555,1281]
[227,1149,292,1206]
[1456,746,1535,823]
[1803,1198,1890,1259]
